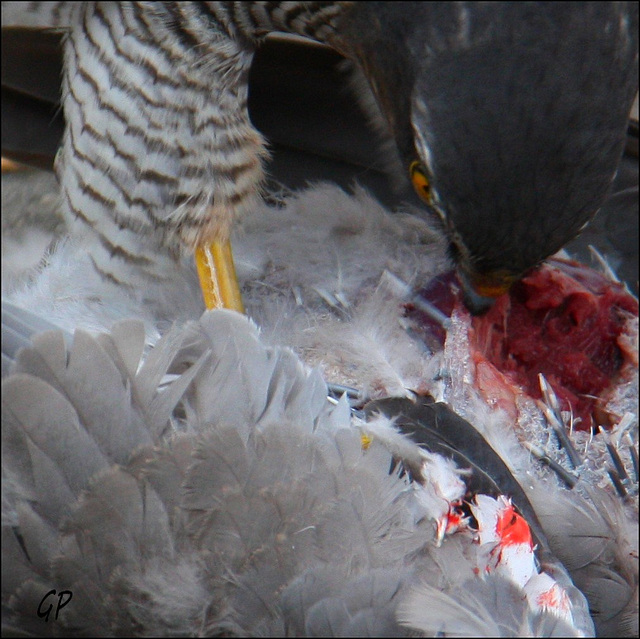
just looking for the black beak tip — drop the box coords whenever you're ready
[457,271,498,316]
[462,290,496,316]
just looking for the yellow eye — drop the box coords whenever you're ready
[409,161,433,205]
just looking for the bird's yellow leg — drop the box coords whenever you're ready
[195,240,245,312]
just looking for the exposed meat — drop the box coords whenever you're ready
[409,258,638,430]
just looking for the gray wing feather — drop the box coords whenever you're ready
[3,374,108,517]
[2,302,67,378]
[95,319,146,381]
[398,575,581,637]
[397,578,504,637]
[529,484,638,637]
[12,328,154,462]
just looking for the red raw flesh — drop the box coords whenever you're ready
[409,259,638,430]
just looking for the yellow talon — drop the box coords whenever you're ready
[195,240,245,313]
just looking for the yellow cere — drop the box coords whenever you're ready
[409,160,433,205]
[471,270,518,299]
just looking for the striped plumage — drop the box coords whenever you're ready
[55,2,350,289]
[4,2,352,289]
[2,2,638,304]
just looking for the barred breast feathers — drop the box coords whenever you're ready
[53,1,353,286]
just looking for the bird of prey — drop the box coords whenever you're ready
[2,4,638,635]
[2,1,638,313]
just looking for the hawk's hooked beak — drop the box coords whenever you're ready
[457,269,516,315]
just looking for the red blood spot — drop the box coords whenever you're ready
[495,504,533,548]
[445,505,467,533]
[536,585,567,611]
